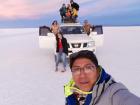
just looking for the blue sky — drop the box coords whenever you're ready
[0,0,140,28]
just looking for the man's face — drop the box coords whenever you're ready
[71,58,99,92]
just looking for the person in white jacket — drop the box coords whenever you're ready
[64,50,140,105]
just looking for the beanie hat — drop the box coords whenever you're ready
[69,50,98,68]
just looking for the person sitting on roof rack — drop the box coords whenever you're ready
[65,4,72,23]
[70,0,79,23]
[59,3,67,23]
[71,7,78,23]
[70,0,79,11]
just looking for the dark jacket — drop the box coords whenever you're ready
[71,2,79,11]
[59,6,66,16]
[56,36,68,55]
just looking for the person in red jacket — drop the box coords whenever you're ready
[55,32,68,72]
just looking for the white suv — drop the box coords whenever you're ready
[39,22,103,55]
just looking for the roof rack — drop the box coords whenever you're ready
[63,17,77,23]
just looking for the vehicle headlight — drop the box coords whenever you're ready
[87,41,95,47]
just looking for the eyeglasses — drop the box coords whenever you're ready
[71,64,96,75]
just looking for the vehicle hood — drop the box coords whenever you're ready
[64,34,93,43]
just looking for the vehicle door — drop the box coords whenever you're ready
[39,26,56,50]
[89,25,104,47]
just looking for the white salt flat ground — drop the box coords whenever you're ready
[0,27,140,105]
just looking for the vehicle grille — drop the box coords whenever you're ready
[83,43,87,47]
[71,43,81,48]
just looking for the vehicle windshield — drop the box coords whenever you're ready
[60,26,85,34]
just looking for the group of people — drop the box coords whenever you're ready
[49,17,140,105]
[59,0,79,23]
[48,0,140,104]
[50,19,93,72]
[50,19,93,36]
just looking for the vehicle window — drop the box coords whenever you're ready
[60,26,85,34]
